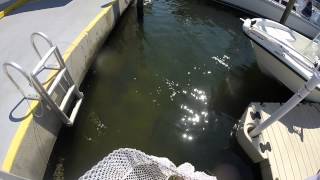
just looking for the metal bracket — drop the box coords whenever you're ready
[250,111,261,120]
[259,142,271,153]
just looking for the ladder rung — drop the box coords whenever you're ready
[44,64,60,70]
[59,85,75,112]
[67,97,83,126]
[48,68,66,95]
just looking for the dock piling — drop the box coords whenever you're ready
[280,0,296,24]
[137,0,144,22]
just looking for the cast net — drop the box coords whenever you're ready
[79,148,216,180]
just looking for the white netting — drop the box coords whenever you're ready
[79,148,216,180]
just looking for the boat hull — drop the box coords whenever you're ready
[251,41,320,102]
[215,0,320,38]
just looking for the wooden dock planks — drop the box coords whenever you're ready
[239,103,320,180]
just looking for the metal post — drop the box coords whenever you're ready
[137,0,144,22]
[249,67,320,137]
[280,0,296,24]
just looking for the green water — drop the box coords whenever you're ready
[45,0,292,179]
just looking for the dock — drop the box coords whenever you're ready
[237,102,320,180]
[0,0,132,179]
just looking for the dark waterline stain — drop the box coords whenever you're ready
[44,0,292,179]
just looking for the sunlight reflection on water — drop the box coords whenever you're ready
[179,88,209,142]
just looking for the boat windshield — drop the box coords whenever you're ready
[302,33,320,65]
[256,23,317,66]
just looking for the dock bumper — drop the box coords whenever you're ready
[236,103,268,163]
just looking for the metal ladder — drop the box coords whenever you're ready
[3,32,84,126]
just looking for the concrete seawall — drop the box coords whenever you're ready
[0,0,133,179]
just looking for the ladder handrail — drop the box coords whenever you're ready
[3,32,83,126]
[2,62,40,100]
[31,40,76,91]
[29,32,83,125]
[31,32,54,59]
[31,32,64,70]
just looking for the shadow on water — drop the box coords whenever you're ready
[44,0,293,179]
[210,64,293,118]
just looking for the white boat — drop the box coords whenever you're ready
[214,0,320,38]
[242,18,320,102]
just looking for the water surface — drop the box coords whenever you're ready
[45,0,292,179]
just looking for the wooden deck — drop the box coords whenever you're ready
[237,102,320,180]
